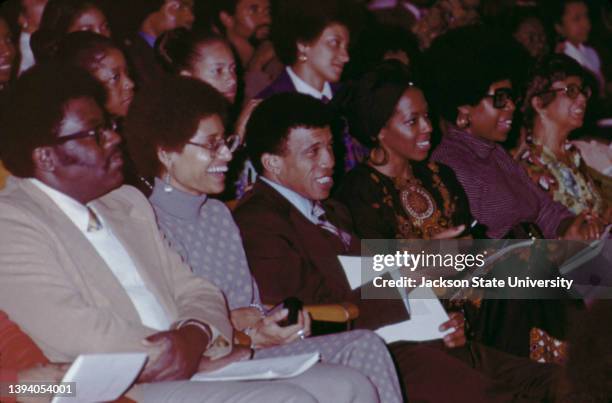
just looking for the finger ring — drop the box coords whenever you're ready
[297,329,306,340]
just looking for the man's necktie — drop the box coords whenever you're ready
[311,202,352,251]
[321,95,331,104]
[87,206,103,232]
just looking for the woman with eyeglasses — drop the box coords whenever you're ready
[426,26,603,362]
[427,26,601,241]
[123,74,404,403]
[518,54,611,222]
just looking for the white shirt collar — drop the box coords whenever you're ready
[260,176,317,223]
[286,67,333,100]
[29,179,95,232]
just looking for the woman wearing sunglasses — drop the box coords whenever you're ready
[518,54,610,221]
[426,27,603,361]
[428,26,601,241]
[124,75,404,403]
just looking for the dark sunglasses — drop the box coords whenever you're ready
[54,118,119,146]
[536,83,592,100]
[484,88,516,109]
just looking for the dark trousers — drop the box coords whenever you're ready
[388,340,559,403]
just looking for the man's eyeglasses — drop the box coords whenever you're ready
[54,118,119,146]
[484,88,516,109]
[186,134,241,154]
[536,83,592,100]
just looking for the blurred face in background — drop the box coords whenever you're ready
[0,18,16,85]
[514,17,549,59]
[185,41,238,103]
[227,0,271,42]
[68,7,111,37]
[556,1,591,45]
[19,0,48,34]
[91,48,135,117]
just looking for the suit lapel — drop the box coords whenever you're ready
[255,181,354,292]
[19,181,142,320]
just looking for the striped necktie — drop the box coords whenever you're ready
[311,202,352,251]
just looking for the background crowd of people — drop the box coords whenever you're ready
[0,0,610,402]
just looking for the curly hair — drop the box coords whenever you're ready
[0,62,106,177]
[245,92,334,174]
[271,0,355,66]
[520,53,587,130]
[423,25,526,124]
[123,75,228,179]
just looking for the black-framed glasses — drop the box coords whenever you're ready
[54,118,119,146]
[537,83,592,100]
[484,87,516,109]
[186,134,241,154]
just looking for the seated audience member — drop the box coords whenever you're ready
[427,25,599,241]
[553,0,608,100]
[123,0,194,88]
[156,28,238,104]
[426,25,599,362]
[123,74,403,403]
[56,32,134,119]
[30,0,110,63]
[335,60,472,240]
[411,0,481,50]
[508,7,549,61]
[55,31,144,192]
[195,0,277,99]
[234,91,560,403]
[0,14,16,189]
[518,53,610,221]
[155,27,257,199]
[15,0,48,75]
[0,63,379,403]
[260,0,368,172]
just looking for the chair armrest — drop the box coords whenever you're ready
[305,303,359,323]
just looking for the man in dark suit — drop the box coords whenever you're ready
[234,92,560,402]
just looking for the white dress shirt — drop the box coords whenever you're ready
[18,31,35,76]
[286,66,333,100]
[30,179,172,331]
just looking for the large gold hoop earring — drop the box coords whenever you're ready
[369,146,388,166]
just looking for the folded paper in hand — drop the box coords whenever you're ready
[337,255,451,342]
[191,352,320,382]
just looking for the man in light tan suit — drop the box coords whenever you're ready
[0,63,377,402]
